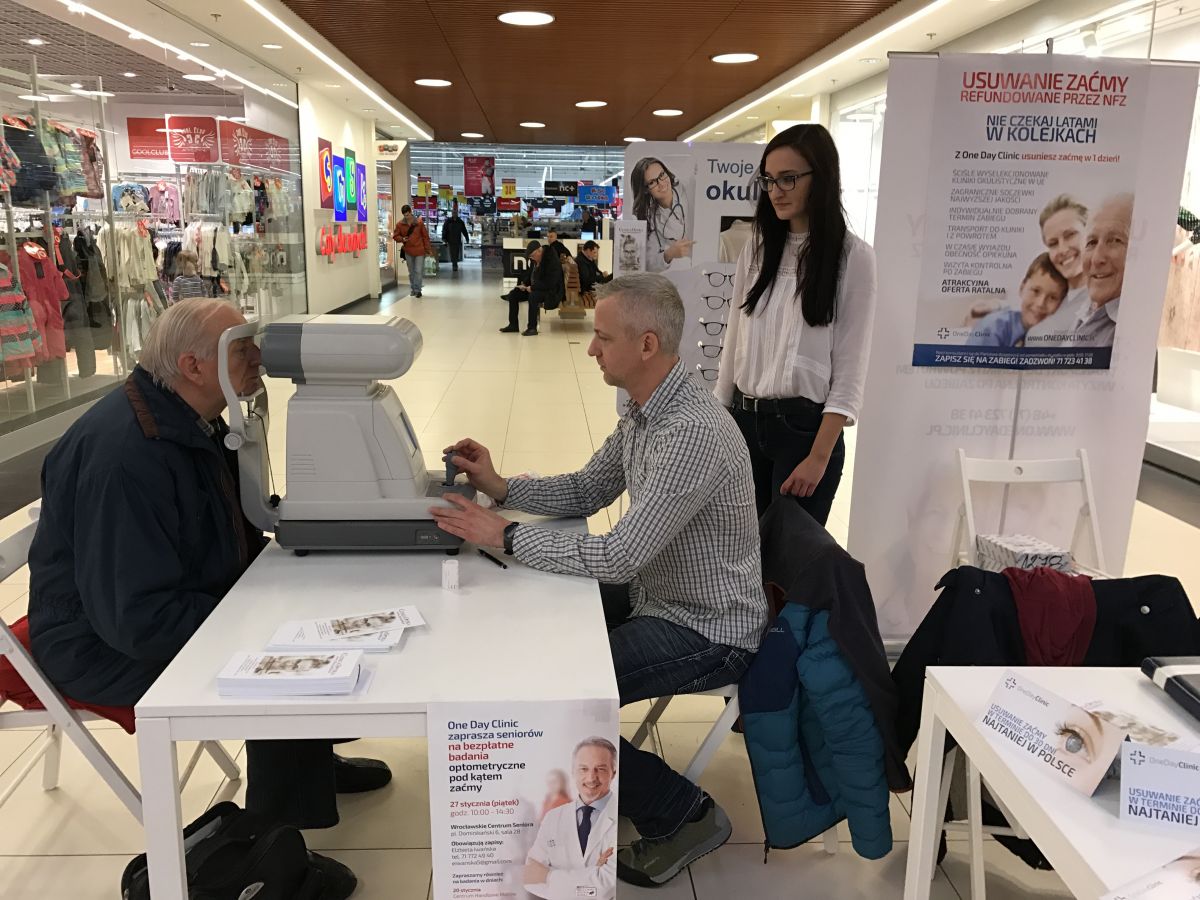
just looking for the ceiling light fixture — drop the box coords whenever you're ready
[183,73,217,81]
[18,94,50,102]
[746,115,759,119]
[624,136,645,142]
[653,108,683,117]
[189,41,210,47]
[72,88,115,97]
[272,82,287,87]
[50,0,298,110]
[25,38,46,46]
[575,100,607,108]
[70,82,83,89]
[497,11,554,26]
[711,52,758,64]
[860,57,881,64]
[683,0,954,141]
[129,31,144,40]
[461,131,484,138]
[714,131,725,135]
[415,78,452,87]
[241,0,426,132]
[261,43,283,49]
[520,121,545,128]
[123,72,137,78]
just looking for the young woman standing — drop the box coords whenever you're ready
[714,124,877,525]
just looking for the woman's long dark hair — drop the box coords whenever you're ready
[743,124,847,326]
[630,157,677,245]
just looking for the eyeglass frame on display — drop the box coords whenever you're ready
[755,171,812,193]
[702,294,730,310]
[695,365,719,381]
[704,271,734,288]
[699,319,727,336]
[697,342,723,359]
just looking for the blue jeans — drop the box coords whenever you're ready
[405,254,425,295]
[610,609,753,839]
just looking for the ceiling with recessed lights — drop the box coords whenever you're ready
[278,0,902,143]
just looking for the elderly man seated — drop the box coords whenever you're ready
[26,299,389,897]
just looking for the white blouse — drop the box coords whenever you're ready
[714,231,877,425]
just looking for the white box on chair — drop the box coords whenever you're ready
[976,534,1073,573]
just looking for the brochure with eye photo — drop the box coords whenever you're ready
[268,606,426,648]
[1101,846,1200,900]
[216,650,364,697]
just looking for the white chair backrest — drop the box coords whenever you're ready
[0,522,37,585]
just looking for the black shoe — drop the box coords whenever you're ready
[414,292,423,298]
[499,325,519,333]
[522,328,538,336]
[333,754,392,793]
[308,851,358,899]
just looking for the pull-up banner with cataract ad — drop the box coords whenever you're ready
[913,56,1157,370]
[850,53,1197,642]
[428,700,619,900]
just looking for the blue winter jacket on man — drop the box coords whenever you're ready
[27,366,264,706]
[740,501,910,860]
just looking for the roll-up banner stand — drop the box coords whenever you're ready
[849,52,1199,644]
[619,142,761,399]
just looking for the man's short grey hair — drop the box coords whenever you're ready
[596,273,684,355]
[139,298,233,387]
[573,736,617,768]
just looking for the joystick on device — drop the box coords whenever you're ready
[443,453,460,486]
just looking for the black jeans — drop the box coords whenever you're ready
[507,295,540,330]
[730,395,845,525]
[245,740,337,828]
[605,586,753,839]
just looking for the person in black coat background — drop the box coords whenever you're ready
[576,240,612,296]
[501,239,562,336]
[441,210,470,271]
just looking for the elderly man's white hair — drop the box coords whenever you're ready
[596,273,685,355]
[139,298,236,387]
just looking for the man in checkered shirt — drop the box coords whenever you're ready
[431,273,768,889]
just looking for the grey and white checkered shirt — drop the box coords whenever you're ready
[506,360,768,652]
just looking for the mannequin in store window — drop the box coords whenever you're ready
[714,123,877,525]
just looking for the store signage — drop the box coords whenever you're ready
[219,121,293,173]
[318,137,334,210]
[438,183,452,202]
[543,179,578,198]
[376,140,404,160]
[417,176,432,198]
[1121,741,1200,835]
[500,177,517,199]
[356,163,368,222]
[455,191,467,205]
[428,699,620,900]
[578,185,616,205]
[497,197,521,212]
[317,223,368,258]
[165,115,219,164]
[127,117,169,160]
[463,155,495,197]
[332,155,347,222]
[345,149,358,209]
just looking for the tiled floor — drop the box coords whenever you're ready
[1,262,1199,898]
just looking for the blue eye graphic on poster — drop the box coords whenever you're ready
[333,155,347,222]
[356,163,367,222]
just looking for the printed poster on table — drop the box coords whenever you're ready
[1102,846,1200,900]
[318,137,334,209]
[465,155,495,197]
[428,699,619,900]
[912,54,1155,370]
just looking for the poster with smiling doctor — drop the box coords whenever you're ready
[428,700,619,900]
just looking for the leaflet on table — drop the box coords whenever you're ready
[290,606,425,641]
[978,669,1127,795]
[428,699,620,900]
[1101,845,1200,900]
[1120,742,1200,837]
[912,54,1151,370]
[216,650,363,697]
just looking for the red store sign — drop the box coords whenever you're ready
[127,117,169,160]
[166,115,219,163]
[219,120,294,173]
[318,224,369,259]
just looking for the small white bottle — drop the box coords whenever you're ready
[442,558,459,590]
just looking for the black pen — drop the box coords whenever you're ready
[478,548,508,570]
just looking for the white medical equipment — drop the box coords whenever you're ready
[218,314,475,553]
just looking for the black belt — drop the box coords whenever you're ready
[732,389,824,415]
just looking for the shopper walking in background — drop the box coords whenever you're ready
[715,123,877,525]
[171,250,210,302]
[442,208,470,272]
[393,205,432,298]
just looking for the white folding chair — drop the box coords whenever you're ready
[0,512,240,825]
[630,685,839,855]
[949,448,1108,575]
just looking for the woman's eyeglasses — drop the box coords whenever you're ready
[704,272,734,288]
[698,319,727,336]
[755,171,813,193]
[644,170,671,190]
[697,342,723,359]
[695,365,719,382]
[703,295,730,310]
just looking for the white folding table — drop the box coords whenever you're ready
[904,666,1200,899]
[136,537,617,899]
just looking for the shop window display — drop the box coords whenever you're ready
[0,0,305,444]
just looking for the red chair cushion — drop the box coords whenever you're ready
[0,617,136,733]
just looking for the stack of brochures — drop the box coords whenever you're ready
[265,606,425,654]
[217,650,364,697]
